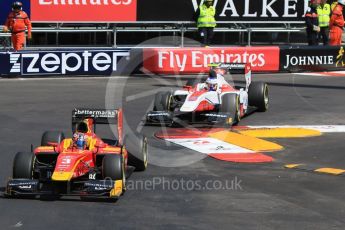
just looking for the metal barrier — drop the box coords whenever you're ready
[0,22,305,48]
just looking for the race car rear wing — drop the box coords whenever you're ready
[209,62,252,91]
[72,108,123,145]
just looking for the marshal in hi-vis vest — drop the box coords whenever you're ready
[197,4,216,28]
[317,3,331,27]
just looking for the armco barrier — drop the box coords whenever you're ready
[280,46,345,72]
[0,49,136,76]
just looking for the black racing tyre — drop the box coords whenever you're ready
[41,131,65,146]
[153,92,163,111]
[125,134,148,171]
[102,154,124,181]
[220,93,241,124]
[161,92,173,111]
[248,82,269,112]
[153,92,172,111]
[13,152,35,179]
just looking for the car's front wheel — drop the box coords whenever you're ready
[153,92,172,111]
[102,154,124,181]
[248,82,269,112]
[13,152,35,179]
[220,93,241,125]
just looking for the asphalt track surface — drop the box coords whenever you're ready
[0,73,345,230]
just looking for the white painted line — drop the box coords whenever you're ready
[246,125,345,133]
[0,76,129,81]
[165,137,254,154]
[294,73,326,76]
[294,71,345,77]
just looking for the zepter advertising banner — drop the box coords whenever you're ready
[31,0,137,22]
[143,47,280,74]
[0,49,131,76]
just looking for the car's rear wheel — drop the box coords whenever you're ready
[248,82,269,112]
[13,152,35,179]
[220,94,241,125]
[41,131,65,146]
[125,134,148,171]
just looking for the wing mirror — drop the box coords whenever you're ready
[183,85,192,90]
[47,142,59,147]
[95,141,106,148]
[47,142,59,153]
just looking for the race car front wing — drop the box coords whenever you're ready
[145,111,235,126]
[5,178,123,198]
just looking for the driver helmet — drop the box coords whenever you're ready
[12,1,22,11]
[206,78,218,91]
[73,132,86,150]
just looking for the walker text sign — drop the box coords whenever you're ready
[27,0,308,22]
[137,0,309,22]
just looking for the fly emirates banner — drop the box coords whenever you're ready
[143,47,280,74]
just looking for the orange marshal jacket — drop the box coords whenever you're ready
[4,11,32,34]
[330,4,344,30]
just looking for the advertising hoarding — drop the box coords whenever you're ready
[143,47,280,74]
[137,0,308,22]
[25,0,308,22]
[280,46,345,72]
[0,49,131,76]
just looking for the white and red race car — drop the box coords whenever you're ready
[146,63,269,127]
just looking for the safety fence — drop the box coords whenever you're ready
[0,22,305,47]
[0,0,311,46]
[0,46,343,77]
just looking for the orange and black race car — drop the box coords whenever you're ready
[5,108,148,200]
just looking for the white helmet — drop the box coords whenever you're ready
[339,0,345,5]
[206,78,218,91]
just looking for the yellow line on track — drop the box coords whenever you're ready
[208,130,283,152]
[285,164,304,169]
[314,168,345,175]
[238,128,322,138]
